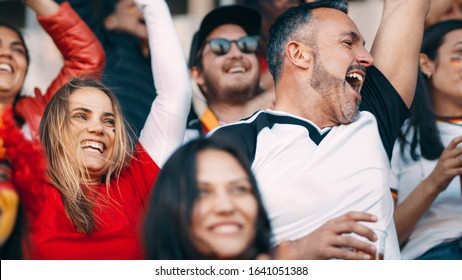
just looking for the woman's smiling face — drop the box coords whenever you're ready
[0,26,28,104]
[190,149,258,259]
[67,87,116,183]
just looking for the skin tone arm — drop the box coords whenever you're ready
[370,0,430,108]
[271,212,378,260]
[23,0,60,17]
[394,136,462,245]
[425,0,462,28]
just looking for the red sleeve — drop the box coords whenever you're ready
[39,1,105,100]
[14,2,105,139]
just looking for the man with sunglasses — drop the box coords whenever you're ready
[185,5,275,140]
[209,0,429,259]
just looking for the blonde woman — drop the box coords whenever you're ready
[2,0,190,259]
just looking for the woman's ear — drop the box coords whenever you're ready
[104,15,117,31]
[419,53,435,79]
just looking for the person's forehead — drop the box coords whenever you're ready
[197,149,249,184]
[443,29,462,44]
[206,24,248,40]
[69,88,113,111]
[312,8,357,28]
[311,8,364,41]
[0,26,22,42]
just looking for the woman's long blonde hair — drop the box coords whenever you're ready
[39,78,133,234]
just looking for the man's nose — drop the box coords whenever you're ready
[357,47,374,67]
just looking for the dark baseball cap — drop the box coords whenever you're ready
[188,4,262,68]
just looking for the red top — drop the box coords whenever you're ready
[2,105,160,259]
[14,2,105,140]
[22,143,159,260]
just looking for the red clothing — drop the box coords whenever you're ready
[258,53,268,74]
[1,108,158,259]
[14,2,105,140]
[24,144,159,260]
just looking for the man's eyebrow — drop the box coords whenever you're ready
[341,31,366,46]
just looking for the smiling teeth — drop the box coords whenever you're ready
[82,141,104,153]
[347,73,363,81]
[0,63,12,73]
[212,224,240,234]
[228,66,245,74]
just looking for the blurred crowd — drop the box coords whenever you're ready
[0,0,461,260]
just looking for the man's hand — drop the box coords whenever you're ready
[274,212,378,260]
[23,0,60,17]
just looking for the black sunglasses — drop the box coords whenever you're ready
[204,35,260,56]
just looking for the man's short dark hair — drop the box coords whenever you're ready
[266,0,348,84]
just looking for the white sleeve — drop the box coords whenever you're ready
[135,0,192,167]
[389,139,402,193]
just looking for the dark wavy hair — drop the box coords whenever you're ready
[398,20,462,161]
[266,0,347,84]
[144,137,271,260]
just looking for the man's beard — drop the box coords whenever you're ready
[311,55,360,124]
[202,72,260,106]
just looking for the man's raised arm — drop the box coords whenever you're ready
[370,0,430,107]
